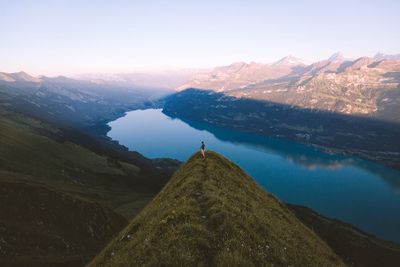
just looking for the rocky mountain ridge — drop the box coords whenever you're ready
[178,53,400,122]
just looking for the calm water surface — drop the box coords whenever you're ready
[108,109,400,243]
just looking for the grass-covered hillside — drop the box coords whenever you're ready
[0,181,126,267]
[289,205,400,267]
[0,109,177,266]
[89,151,344,267]
[0,110,172,218]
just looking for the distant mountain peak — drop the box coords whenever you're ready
[374,52,385,58]
[374,52,400,61]
[10,71,42,83]
[229,61,247,66]
[273,55,306,66]
[328,52,345,62]
[0,72,15,82]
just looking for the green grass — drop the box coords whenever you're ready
[0,111,155,218]
[0,109,178,266]
[0,111,139,178]
[89,151,345,267]
[289,205,400,267]
[0,180,127,267]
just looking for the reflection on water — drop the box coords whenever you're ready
[108,108,400,243]
[174,113,400,191]
[178,115,354,170]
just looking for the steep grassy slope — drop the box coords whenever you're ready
[0,110,168,218]
[0,110,176,266]
[0,180,126,267]
[89,151,344,267]
[289,205,400,267]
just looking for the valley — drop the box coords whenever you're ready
[107,108,400,244]
[1,66,400,266]
[0,74,179,266]
[3,1,400,266]
[163,89,400,169]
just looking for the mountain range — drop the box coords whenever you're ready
[163,88,400,169]
[0,71,179,266]
[1,64,400,266]
[0,71,169,134]
[74,69,204,90]
[178,52,400,122]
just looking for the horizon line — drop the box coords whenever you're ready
[1,50,399,78]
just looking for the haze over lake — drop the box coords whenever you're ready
[108,108,400,243]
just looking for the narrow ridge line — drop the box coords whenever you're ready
[195,157,216,266]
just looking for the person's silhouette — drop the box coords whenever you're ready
[200,141,206,158]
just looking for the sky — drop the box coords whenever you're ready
[1,0,399,76]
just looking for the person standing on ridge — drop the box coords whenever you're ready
[200,141,206,158]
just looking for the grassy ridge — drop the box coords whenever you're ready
[89,151,344,266]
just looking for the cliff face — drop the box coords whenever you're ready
[89,151,344,267]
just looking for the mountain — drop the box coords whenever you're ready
[374,52,400,61]
[272,55,308,66]
[0,71,168,132]
[328,51,346,62]
[2,68,400,266]
[88,151,345,266]
[0,70,177,266]
[75,69,203,90]
[289,205,400,267]
[0,107,177,217]
[342,56,373,71]
[177,58,306,92]
[177,54,400,122]
[163,89,400,169]
[0,180,126,267]
[0,71,182,213]
[0,71,42,83]
[0,81,179,265]
[1,70,198,90]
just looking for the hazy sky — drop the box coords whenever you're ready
[1,0,399,75]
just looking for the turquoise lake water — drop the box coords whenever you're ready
[108,108,400,243]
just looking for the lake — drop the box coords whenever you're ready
[108,108,400,243]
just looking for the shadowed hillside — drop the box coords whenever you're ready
[289,205,400,267]
[89,151,344,266]
[0,107,177,266]
[0,180,126,267]
[0,110,174,218]
[163,89,400,169]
